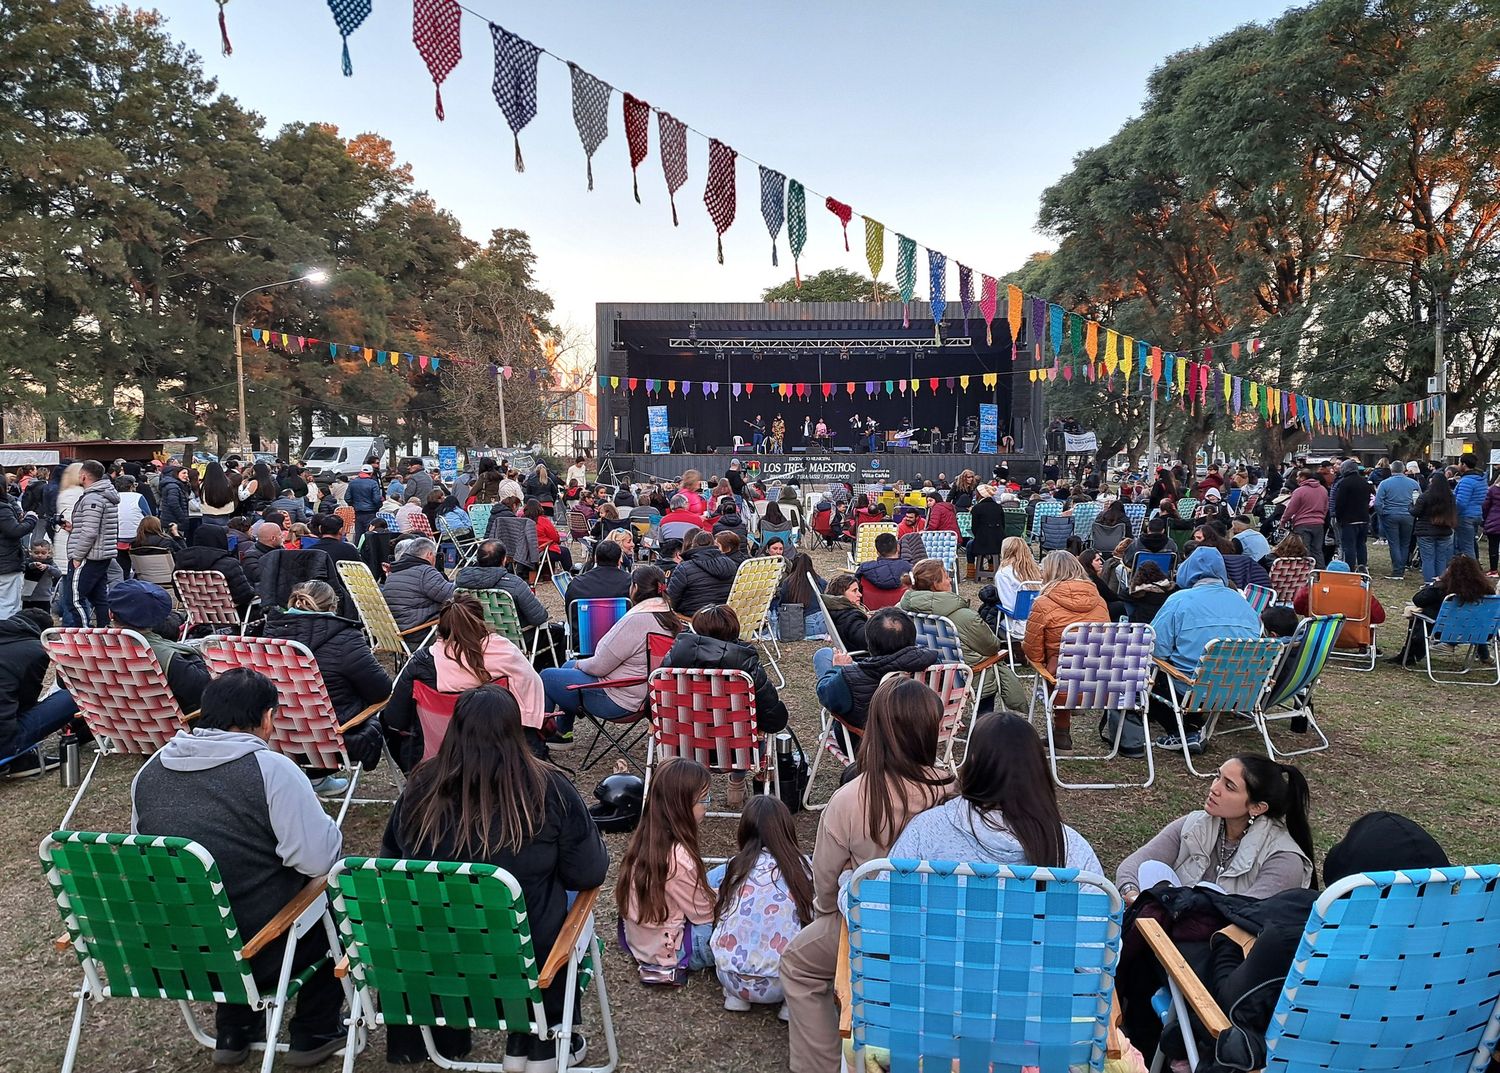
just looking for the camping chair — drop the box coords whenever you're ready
[1410,594,1500,686]
[1039,514,1075,553]
[334,504,356,538]
[567,509,592,544]
[201,636,397,826]
[918,530,959,583]
[128,547,177,590]
[1137,866,1500,1073]
[847,521,898,570]
[1122,502,1147,532]
[1266,555,1315,605]
[1029,498,1064,543]
[41,627,192,828]
[726,554,786,688]
[1071,501,1102,539]
[1129,550,1176,580]
[1027,621,1157,790]
[857,576,906,611]
[566,631,676,775]
[1307,568,1377,670]
[1176,497,1200,520]
[880,660,973,769]
[646,667,778,819]
[42,832,359,1073]
[999,585,1040,669]
[465,503,493,544]
[1255,613,1343,758]
[908,613,1003,737]
[336,559,437,668]
[174,569,257,634]
[437,514,479,568]
[842,859,1124,1073]
[455,586,555,663]
[329,858,617,1073]
[565,597,631,663]
[1150,637,1284,777]
[1001,506,1028,541]
[1241,582,1277,614]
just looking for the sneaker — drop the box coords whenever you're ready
[213,1026,265,1066]
[285,1032,345,1067]
[543,729,575,752]
[1385,575,1405,581]
[525,1032,587,1073]
[723,993,752,1012]
[308,775,349,798]
[778,1002,790,1023]
[504,1032,537,1073]
[1,753,60,778]
[1154,731,1204,755]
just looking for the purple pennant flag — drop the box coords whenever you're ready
[945,377,955,389]
[682,380,692,395]
[1233,377,1243,413]
[732,382,741,397]
[1031,297,1047,349]
[865,381,876,397]
[701,381,712,396]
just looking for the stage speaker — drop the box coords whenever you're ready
[791,447,807,454]
[834,446,853,454]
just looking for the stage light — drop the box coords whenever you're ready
[689,312,698,341]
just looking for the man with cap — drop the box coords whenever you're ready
[0,608,84,775]
[344,465,383,538]
[110,579,210,712]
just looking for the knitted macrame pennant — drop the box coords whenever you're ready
[413,0,462,121]
[825,197,853,251]
[864,217,884,285]
[957,264,973,337]
[489,24,541,172]
[217,0,233,56]
[787,180,807,285]
[704,139,737,264]
[623,93,650,202]
[895,234,917,327]
[658,111,687,225]
[979,274,998,345]
[326,0,371,76]
[569,63,611,190]
[928,249,947,342]
[760,167,785,267]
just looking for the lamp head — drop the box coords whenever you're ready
[302,269,330,285]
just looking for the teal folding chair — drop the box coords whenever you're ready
[1151,637,1284,776]
[1411,594,1500,686]
[1255,613,1343,758]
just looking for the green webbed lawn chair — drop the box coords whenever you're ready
[329,857,618,1073]
[41,831,359,1073]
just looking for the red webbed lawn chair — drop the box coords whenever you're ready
[564,631,676,775]
[647,666,779,819]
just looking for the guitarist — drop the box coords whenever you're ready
[746,414,766,453]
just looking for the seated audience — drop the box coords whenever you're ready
[1077,547,1127,619]
[0,608,83,775]
[307,512,362,567]
[667,529,737,615]
[1389,553,1495,665]
[820,572,868,651]
[854,532,911,597]
[814,608,941,731]
[526,499,573,574]
[659,495,706,542]
[383,537,454,631]
[1126,561,1174,623]
[777,552,826,639]
[992,537,1042,641]
[897,558,1028,711]
[109,579,210,713]
[715,529,747,565]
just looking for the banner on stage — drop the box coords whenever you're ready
[978,404,999,454]
[1064,431,1099,453]
[647,406,670,455]
[742,457,858,482]
[437,445,458,483]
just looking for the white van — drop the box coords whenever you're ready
[302,436,388,478]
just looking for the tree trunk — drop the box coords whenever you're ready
[298,406,314,453]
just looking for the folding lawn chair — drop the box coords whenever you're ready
[646,667,778,819]
[1122,502,1147,532]
[881,660,973,769]
[726,555,786,688]
[411,679,460,764]
[128,546,177,590]
[841,859,1124,1073]
[1137,866,1500,1073]
[1029,498,1064,543]
[1028,621,1157,790]
[336,559,437,667]
[465,503,493,544]
[1039,514,1075,553]
[857,576,906,611]
[201,635,397,826]
[565,598,630,663]
[918,530,959,583]
[847,521,898,571]
[1307,568,1377,670]
[173,569,257,634]
[908,612,1002,733]
[1255,613,1343,758]
[1176,497,1200,520]
[437,514,479,568]
[810,583,863,658]
[1410,594,1500,686]
[956,510,973,541]
[553,572,571,601]
[1071,501,1102,539]
[41,627,193,828]
[1266,555,1315,605]
[999,585,1040,669]
[1241,582,1277,614]
[329,858,617,1073]
[43,832,359,1073]
[566,631,676,775]
[334,504,356,539]
[456,586,555,663]
[1150,637,1284,776]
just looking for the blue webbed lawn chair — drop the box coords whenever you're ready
[1122,502,1147,533]
[1030,498,1064,543]
[1255,613,1342,759]
[843,859,1125,1073]
[918,529,959,583]
[1071,501,1102,538]
[1412,593,1500,686]
[1151,637,1284,777]
[1139,865,1500,1073]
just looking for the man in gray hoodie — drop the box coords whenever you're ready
[65,459,119,627]
[131,668,345,1066]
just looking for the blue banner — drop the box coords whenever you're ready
[437,445,458,483]
[978,403,999,454]
[648,405,670,455]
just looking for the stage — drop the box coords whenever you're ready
[601,451,1040,488]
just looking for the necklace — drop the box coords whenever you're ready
[1215,824,1237,871]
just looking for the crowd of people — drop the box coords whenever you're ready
[1,445,1498,1072]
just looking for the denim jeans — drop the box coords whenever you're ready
[2,689,81,760]
[1455,517,1481,562]
[1380,513,1413,576]
[1339,522,1368,570]
[813,647,835,680]
[540,661,631,733]
[1418,535,1454,584]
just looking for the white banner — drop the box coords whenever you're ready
[1063,431,1099,453]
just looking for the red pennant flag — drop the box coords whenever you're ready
[825,197,853,251]
[412,0,462,121]
[928,377,939,392]
[628,377,638,390]
[623,93,650,203]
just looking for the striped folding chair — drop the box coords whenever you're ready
[843,860,1124,1073]
[375,511,398,531]
[1267,556,1315,606]
[1029,498,1064,543]
[726,555,786,687]
[173,569,256,634]
[1028,621,1157,790]
[1255,613,1343,758]
[1307,569,1377,671]
[1150,637,1284,776]
[848,521,898,570]
[456,586,553,663]
[566,598,631,663]
[1138,867,1500,1073]
[918,530,959,583]
[336,559,437,667]
[329,858,616,1073]
[41,627,192,828]
[333,504,356,539]
[646,667,777,819]
[43,832,359,1073]
[465,503,494,544]
[907,612,1000,737]
[1122,502,1147,533]
[1071,501,1102,539]
[1412,594,1500,686]
[1176,497,1200,520]
[201,635,397,825]
[404,510,434,538]
[1241,582,1277,614]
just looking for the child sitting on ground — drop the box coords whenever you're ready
[615,757,716,985]
[710,796,813,1017]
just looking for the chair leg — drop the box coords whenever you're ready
[588,936,620,1073]
[60,988,89,1073]
[800,714,838,812]
[334,764,363,827]
[59,748,105,830]
[258,924,303,1073]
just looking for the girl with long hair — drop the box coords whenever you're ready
[782,678,953,1071]
[381,685,607,1068]
[1412,473,1459,582]
[993,536,1042,640]
[778,551,827,639]
[525,499,573,574]
[892,711,1102,872]
[1269,531,1310,561]
[199,461,238,523]
[710,796,814,1014]
[615,757,716,983]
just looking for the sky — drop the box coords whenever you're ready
[148,0,1300,348]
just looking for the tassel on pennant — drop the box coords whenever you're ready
[895,235,916,327]
[623,93,650,201]
[703,139,737,264]
[979,275,998,345]
[864,218,884,287]
[760,167,785,267]
[825,197,853,251]
[787,180,807,284]
[569,63,611,190]
[327,0,371,76]
[658,111,687,225]
[217,0,233,56]
[928,249,947,342]
[489,25,541,171]
[412,0,462,121]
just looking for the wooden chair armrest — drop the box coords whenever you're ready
[1135,917,1231,1037]
[1028,661,1057,686]
[566,676,645,692]
[241,876,328,960]
[54,933,72,952]
[400,619,439,638]
[835,917,852,1040]
[338,698,387,734]
[181,708,200,724]
[1153,658,1193,684]
[972,653,1004,673]
[333,954,349,979]
[1107,992,1125,1060]
[539,887,600,989]
[1217,923,1257,957]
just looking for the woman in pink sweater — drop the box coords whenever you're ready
[429,594,546,727]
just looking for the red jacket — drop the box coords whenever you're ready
[535,515,562,554]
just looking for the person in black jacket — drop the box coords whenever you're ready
[666,529,738,615]
[562,539,632,615]
[307,512,363,567]
[173,524,256,612]
[662,604,789,733]
[236,523,283,586]
[0,609,84,772]
[0,483,38,619]
[380,684,607,1067]
[454,540,550,628]
[821,572,869,651]
[1331,458,1374,571]
[155,465,191,538]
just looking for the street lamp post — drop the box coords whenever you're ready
[231,270,329,453]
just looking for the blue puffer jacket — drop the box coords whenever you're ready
[1455,472,1486,520]
[1152,548,1264,674]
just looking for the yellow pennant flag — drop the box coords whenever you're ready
[1175,357,1187,394]
[983,372,998,388]
[1223,373,1232,407]
[1249,381,1259,406]
[610,376,620,389]
[1103,329,1119,375]
[958,375,969,391]
[1120,337,1134,378]
[1028,369,1037,382]
[1007,286,1023,339]
[1085,321,1098,360]
[911,378,920,394]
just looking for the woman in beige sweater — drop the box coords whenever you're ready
[780,678,953,1073]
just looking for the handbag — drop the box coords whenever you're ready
[776,602,805,642]
[775,729,811,814]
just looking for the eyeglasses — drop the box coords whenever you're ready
[699,791,712,807]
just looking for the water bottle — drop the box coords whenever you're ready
[59,726,81,789]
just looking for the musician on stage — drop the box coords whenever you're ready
[864,416,880,453]
[802,415,812,445]
[814,418,830,451]
[771,414,787,454]
[747,414,767,452]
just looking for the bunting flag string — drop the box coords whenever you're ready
[623,93,650,201]
[759,167,785,267]
[569,63,610,190]
[412,0,462,121]
[703,139,737,264]
[240,325,454,372]
[490,24,541,172]
[787,180,807,285]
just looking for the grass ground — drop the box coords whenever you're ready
[1,539,1494,1073]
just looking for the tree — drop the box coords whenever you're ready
[762,268,896,303]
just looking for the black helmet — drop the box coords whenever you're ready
[589,773,644,834]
